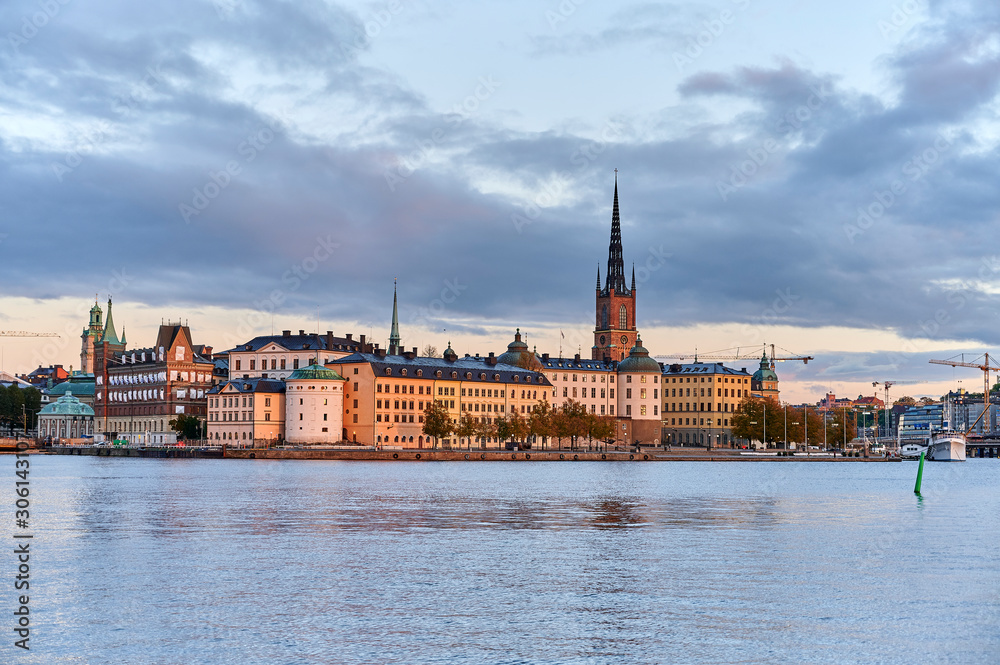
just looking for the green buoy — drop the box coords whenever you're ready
[914,451,925,494]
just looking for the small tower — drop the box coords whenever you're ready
[389,279,401,355]
[80,296,104,374]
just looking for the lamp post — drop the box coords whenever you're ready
[763,401,767,449]
[784,403,788,450]
[805,405,809,457]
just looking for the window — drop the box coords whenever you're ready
[280,359,286,370]
[640,389,646,400]
[563,387,568,397]
[235,360,241,371]
[626,388,632,399]
[323,414,328,421]
[353,368,358,374]
[626,405,631,416]
[299,398,303,405]
[640,405,646,416]
[293,359,299,369]
[249,359,255,370]
[610,389,614,398]
[353,399,358,408]
[299,414,303,420]
[619,305,627,329]
[640,375,646,383]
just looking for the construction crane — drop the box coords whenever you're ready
[656,343,813,365]
[0,331,60,337]
[872,380,919,442]
[928,353,1000,435]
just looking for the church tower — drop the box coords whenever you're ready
[592,171,637,362]
[80,296,104,374]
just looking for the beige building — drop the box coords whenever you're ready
[661,362,752,447]
[330,344,551,448]
[285,365,347,444]
[38,392,94,441]
[616,338,662,446]
[206,377,286,444]
[225,330,361,381]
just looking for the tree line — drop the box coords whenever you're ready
[730,397,858,447]
[0,385,43,436]
[421,398,618,450]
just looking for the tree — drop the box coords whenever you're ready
[894,396,917,407]
[455,412,478,449]
[919,397,936,406]
[553,400,588,450]
[169,415,202,440]
[421,399,453,448]
[422,344,439,358]
[731,397,783,446]
[495,415,513,444]
[588,413,617,449]
[528,400,554,449]
[475,417,496,448]
[508,410,529,446]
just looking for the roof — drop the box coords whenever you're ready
[39,392,94,417]
[331,353,552,386]
[496,329,543,371]
[288,364,347,381]
[662,362,750,376]
[222,332,359,355]
[618,338,661,373]
[50,374,96,397]
[540,357,617,372]
[207,377,287,395]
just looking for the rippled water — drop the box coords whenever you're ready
[9,457,999,664]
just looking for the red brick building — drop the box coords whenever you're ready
[593,172,637,362]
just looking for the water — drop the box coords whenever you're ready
[8,457,999,664]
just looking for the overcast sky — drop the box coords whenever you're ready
[2,0,999,403]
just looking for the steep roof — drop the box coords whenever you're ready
[331,353,552,386]
[207,377,287,395]
[40,392,94,417]
[222,332,359,354]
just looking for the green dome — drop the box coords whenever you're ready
[496,328,542,371]
[287,364,346,381]
[752,353,778,382]
[40,392,94,417]
[618,337,661,373]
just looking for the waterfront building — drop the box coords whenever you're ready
[284,365,348,444]
[224,330,361,381]
[91,298,128,429]
[942,389,997,435]
[97,322,215,444]
[661,362,752,447]
[897,403,944,438]
[593,173,638,362]
[750,352,779,400]
[206,377,286,444]
[38,391,94,441]
[540,353,617,416]
[329,346,552,448]
[616,338,662,446]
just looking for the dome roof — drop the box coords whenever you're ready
[752,353,778,382]
[496,328,543,371]
[287,364,346,381]
[617,337,661,373]
[50,374,96,397]
[40,392,94,417]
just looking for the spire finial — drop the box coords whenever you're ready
[389,279,401,354]
[602,170,628,296]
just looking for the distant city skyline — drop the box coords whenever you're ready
[2,0,999,405]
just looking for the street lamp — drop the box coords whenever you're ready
[804,405,809,457]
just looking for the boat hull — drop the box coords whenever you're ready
[926,435,966,462]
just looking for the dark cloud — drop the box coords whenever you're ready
[1,0,1000,361]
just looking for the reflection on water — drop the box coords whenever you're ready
[21,458,1000,664]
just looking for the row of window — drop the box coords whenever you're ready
[665,376,748,384]
[623,404,658,416]
[667,418,731,427]
[668,388,744,398]
[211,396,271,408]
[210,412,274,422]
[665,403,735,413]
[551,373,616,384]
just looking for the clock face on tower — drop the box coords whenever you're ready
[600,335,606,345]
[621,335,628,345]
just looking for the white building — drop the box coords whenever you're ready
[284,364,348,444]
[38,391,94,441]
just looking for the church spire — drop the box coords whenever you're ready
[102,297,120,345]
[389,278,401,355]
[631,263,636,291]
[596,264,601,290]
[602,170,630,296]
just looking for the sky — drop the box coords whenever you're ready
[2,0,1000,404]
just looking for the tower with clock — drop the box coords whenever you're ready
[592,171,638,362]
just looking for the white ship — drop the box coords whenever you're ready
[926,432,967,462]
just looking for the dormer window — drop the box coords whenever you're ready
[400,369,407,376]
[480,373,486,380]
[465,372,472,379]
[451,371,458,379]
[385,368,392,376]
[435,370,442,378]
[416,370,423,377]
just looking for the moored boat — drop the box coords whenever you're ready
[926,432,967,462]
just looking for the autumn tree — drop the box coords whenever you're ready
[169,415,202,440]
[588,414,617,450]
[476,418,496,448]
[422,399,453,448]
[553,400,588,450]
[528,400,554,450]
[894,396,917,407]
[455,412,478,450]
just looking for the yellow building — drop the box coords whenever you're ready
[661,362,752,447]
[206,377,286,444]
[330,344,551,448]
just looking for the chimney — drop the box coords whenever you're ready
[346,333,353,341]
[403,350,416,360]
[326,331,334,350]
[412,347,417,355]
[376,348,387,358]
[575,353,580,361]
[299,329,305,336]
[282,330,291,337]
[542,353,549,361]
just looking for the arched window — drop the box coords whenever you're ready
[385,368,392,375]
[601,305,608,330]
[400,369,407,376]
[619,305,627,330]
[416,370,422,377]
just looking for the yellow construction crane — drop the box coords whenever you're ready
[0,331,60,337]
[928,353,999,434]
[657,343,814,365]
